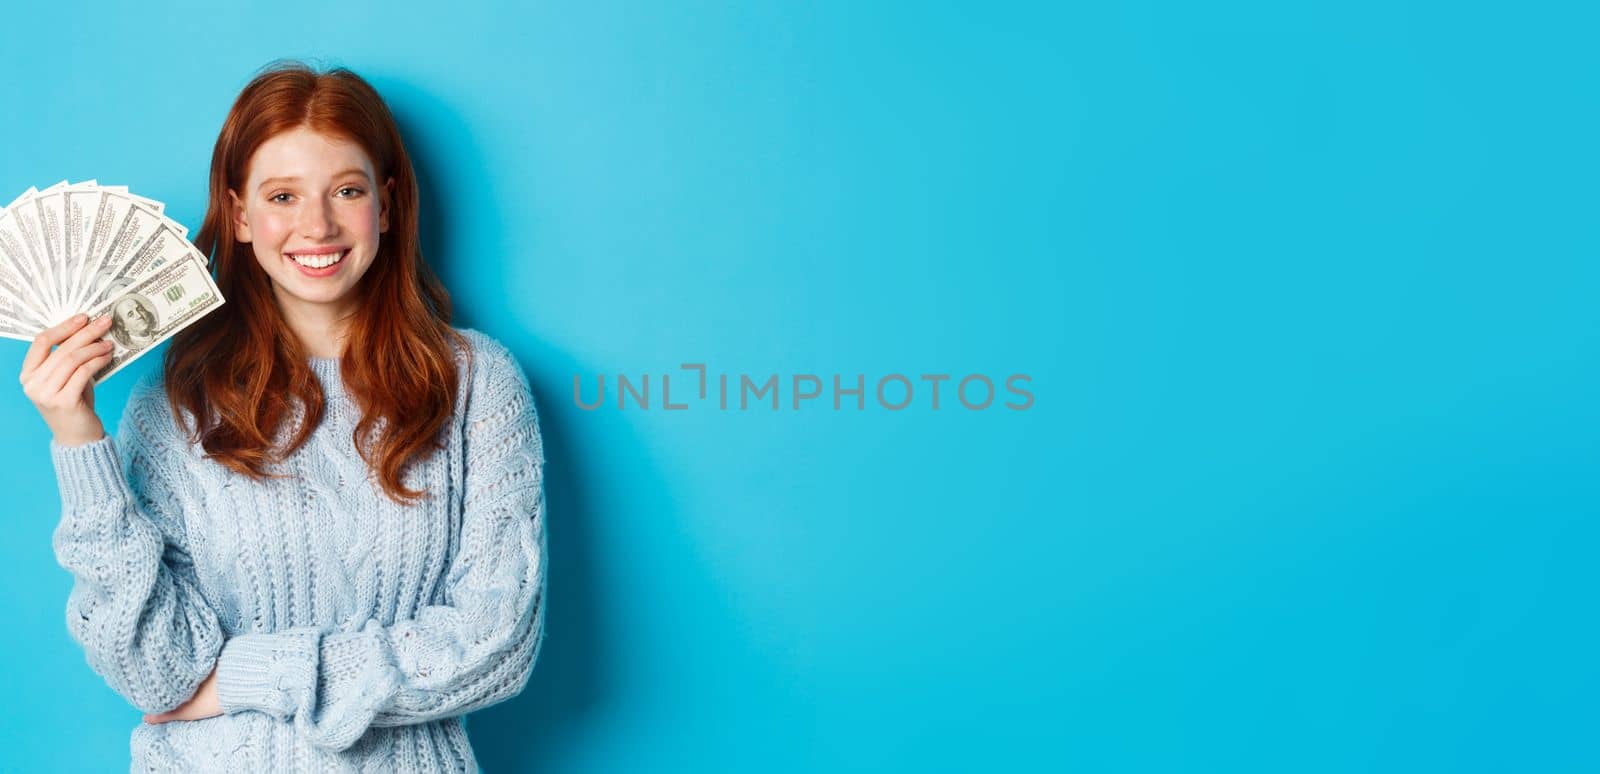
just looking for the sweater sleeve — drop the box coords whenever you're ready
[49,382,227,715]
[213,338,548,752]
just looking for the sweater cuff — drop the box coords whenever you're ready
[216,629,321,720]
[50,435,129,514]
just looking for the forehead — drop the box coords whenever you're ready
[245,125,376,185]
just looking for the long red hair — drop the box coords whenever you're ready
[165,61,464,505]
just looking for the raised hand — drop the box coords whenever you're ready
[20,313,115,446]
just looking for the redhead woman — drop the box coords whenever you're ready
[19,61,546,772]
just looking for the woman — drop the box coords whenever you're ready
[19,61,546,772]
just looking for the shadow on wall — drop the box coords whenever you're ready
[388,80,612,772]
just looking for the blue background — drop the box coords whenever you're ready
[2,1,1596,771]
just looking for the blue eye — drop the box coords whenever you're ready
[337,186,365,198]
[269,192,292,203]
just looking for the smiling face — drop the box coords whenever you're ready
[230,124,393,321]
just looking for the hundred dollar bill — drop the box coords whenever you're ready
[0,262,46,326]
[100,186,167,219]
[75,189,136,313]
[75,188,138,312]
[0,312,36,341]
[61,181,103,316]
[0,273,42,338]
[0,288,46,335]
[81,200,178,310]
[0,189,59,322]
[0,209,48,331]
[86,251,224,385]
[19,181,68,317]
[100,184,164,215]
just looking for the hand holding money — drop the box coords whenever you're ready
[1,180,227,389]
[19,314,115,446]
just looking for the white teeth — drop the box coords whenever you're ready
[288,250,347,269]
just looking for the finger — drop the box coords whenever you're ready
[60,351,114,400]
[22,314,88,381]
[58,313,114,352]
[33,315,113,390]
[36,339,113,397]
[29,317,109,394]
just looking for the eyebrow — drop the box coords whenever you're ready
[256,168,372,191]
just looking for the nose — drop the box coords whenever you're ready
[297,195,339,240]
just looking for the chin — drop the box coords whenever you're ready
[276,281,354,306]
[302,289,357,306]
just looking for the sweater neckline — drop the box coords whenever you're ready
[308,356,341,382]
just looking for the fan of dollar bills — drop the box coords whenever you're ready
[0,180,225,384]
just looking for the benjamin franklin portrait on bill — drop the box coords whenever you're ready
[108,293,159,349]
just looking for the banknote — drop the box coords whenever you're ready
[84,215,195,310]
[61,181,102,316]
[0,188,59,320]
[0,181,225,381]
[0,323,34,343]
[85,250,224,384]
[20,182,68,317]
[0,213,49,330]
[74,188,139,313]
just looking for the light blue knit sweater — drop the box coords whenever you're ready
[48,328,547,773]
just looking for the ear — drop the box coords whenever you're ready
[379,177,395,234]
[228,189,252,243]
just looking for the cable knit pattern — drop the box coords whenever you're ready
[48,328,547,773]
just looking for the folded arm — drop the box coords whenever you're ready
[214,340,548,752]
[49,385,225,715]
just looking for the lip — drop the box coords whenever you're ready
[285,247,350,278]
[286,245,348,255]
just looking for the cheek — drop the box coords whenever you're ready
[344,205,382,242]
[247,213,293,264]
[249,211,295,246]
[250,243,279,272]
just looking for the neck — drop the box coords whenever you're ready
[271,284,354,359]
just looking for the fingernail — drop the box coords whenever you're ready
[73,313,87,324]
